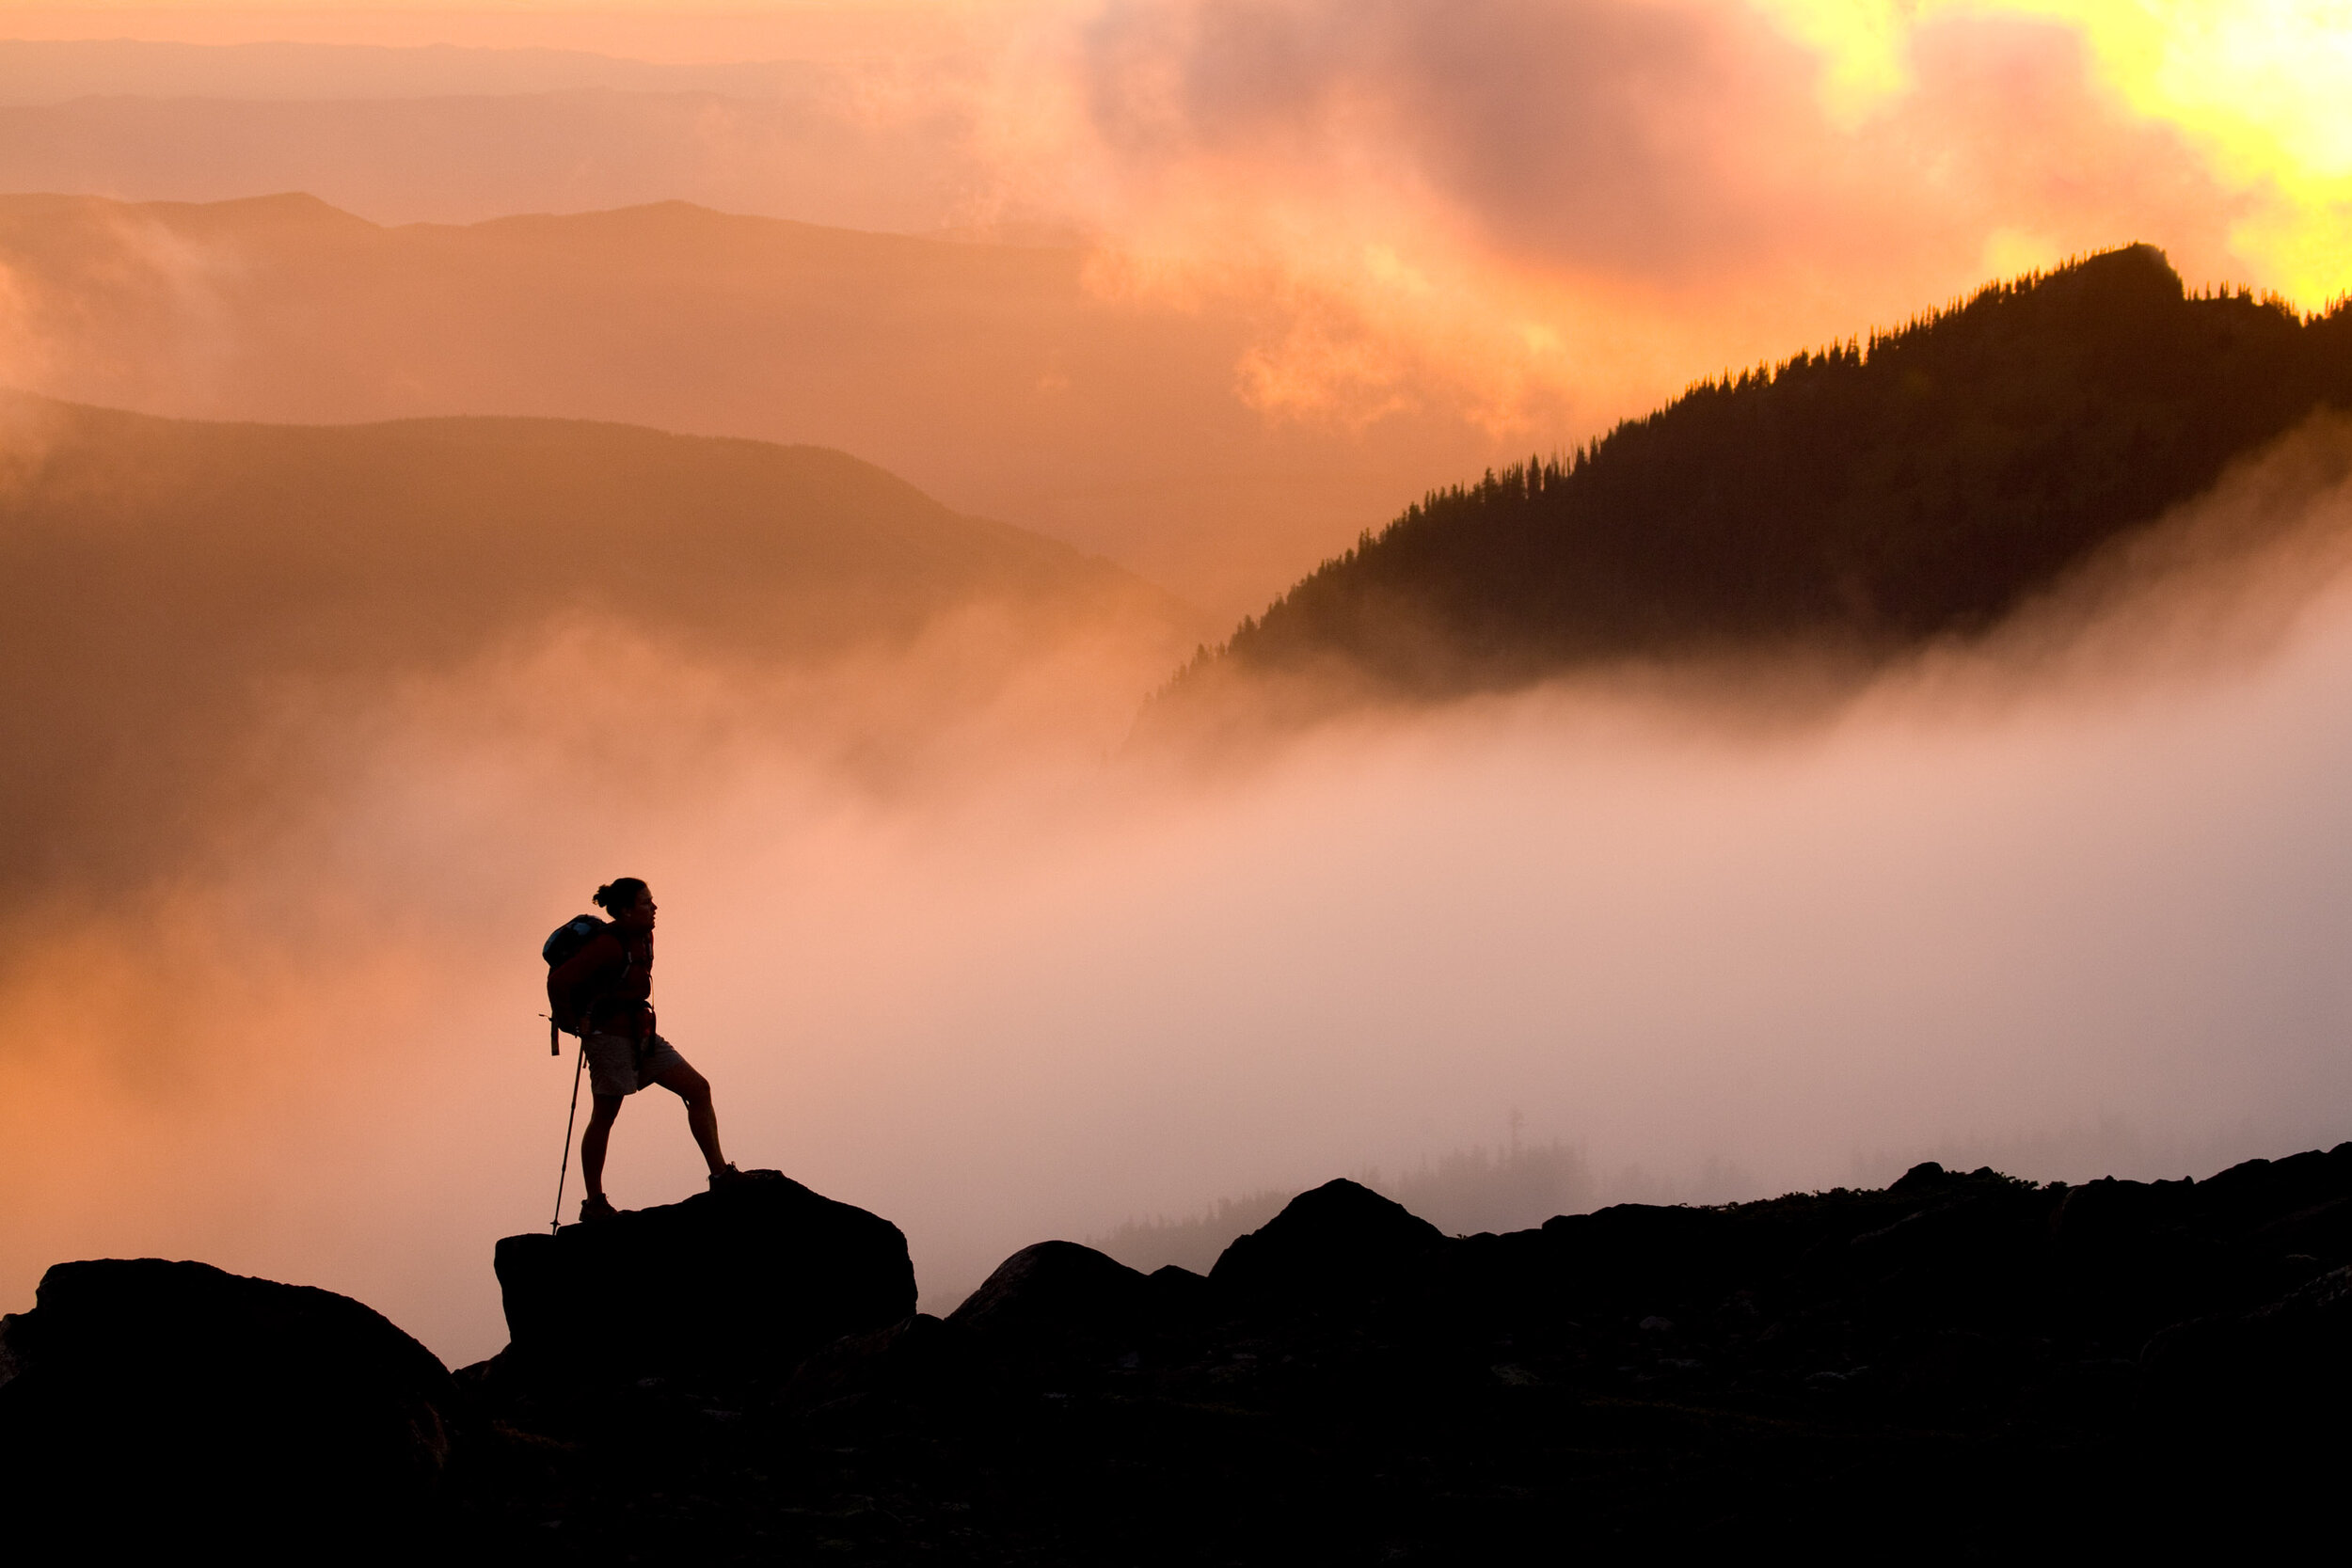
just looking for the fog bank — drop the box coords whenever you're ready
[9,430,2352,1364]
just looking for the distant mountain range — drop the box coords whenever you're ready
[0,394,1194,891]
[1172,246,2352,702]
[0,39,839,103]
[0,192,1510,614]
[0,37,978,237]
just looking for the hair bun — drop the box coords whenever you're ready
[592,877,648,916]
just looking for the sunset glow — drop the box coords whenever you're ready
[1762,0,2352,300]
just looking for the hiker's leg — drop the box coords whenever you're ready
[581,1094,625,1196]
[649,1058,726,1175]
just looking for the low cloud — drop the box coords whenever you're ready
[8,418,2352,1365]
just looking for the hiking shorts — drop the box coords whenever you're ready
[584,1031,687,1098]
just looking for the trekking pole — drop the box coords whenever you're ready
[550,1033,588,1234]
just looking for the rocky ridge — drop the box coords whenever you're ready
[5,1147,2349,1559]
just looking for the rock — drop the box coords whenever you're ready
[948,1241,1152,1350]
[1147,1263,1215,1321]
[2050,1176,2179,1257]
[1210,1179,1446,1306]
[440,1142,2352,1555]
[2142,1262,2352,1429]
[2246,1261,2352,1366]
[491,1168,914,1389]
[1540,1203,1739,1297]
[1890,1161,1950,1193]
[2194,1147,2352,1231]
[779,1313,985,1413]
[0,1258,455,1544]
[2254,1195,2352,1263]
[1845,1190,2045,1281]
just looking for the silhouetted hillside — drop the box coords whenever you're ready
[0,394,1196,892]
[1180,245,2352,698]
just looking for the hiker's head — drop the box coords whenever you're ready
[595,878,655,929]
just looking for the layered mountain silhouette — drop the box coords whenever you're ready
[0,36,983,233]
[0,393,1194,892]
[0,192,1509,612]
[1172,245,2352,702]
[5,1144,2348,1555]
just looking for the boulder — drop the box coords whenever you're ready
[491,1168,914,1388]
[2254,1195,2352,1264]
[2142,1263,2352,1429]
[0,1259,456,1544]
[948,1240,1153,1350]
[779,1312,987,1416]
[1540,1203,1740,1298]
[2050,1176,2180,1257]
[1211,1179,1446,1306]
[1147,1263,1215,1318]
[1890,1161,1951,1193]
[2192,1146,2352,1231]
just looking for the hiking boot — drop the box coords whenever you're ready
[707,1163,749,1191]
[579,1192,619,1224]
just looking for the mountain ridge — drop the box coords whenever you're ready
[1170,245,2352,705]
[0,391,1200,893]
[0,190,1525,614]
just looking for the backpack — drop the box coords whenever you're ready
[542,914,612,1053]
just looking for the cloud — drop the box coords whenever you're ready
[1072,0,1826,279]
[1764,0,2352,303]
[975,0,2258,434]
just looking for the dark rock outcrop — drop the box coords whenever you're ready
[947,1240,1152,1347]
[1209,1178,1445,1306]
[1889,1159,1953,1192]
[15,1141,2352,1561]
[2141,1260,2352,1416]
[0,1258,455,1545]
[491,1168,914,1388]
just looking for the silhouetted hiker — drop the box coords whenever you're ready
[547,878,742,1222]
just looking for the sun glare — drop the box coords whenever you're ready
[1759,0,2352,303]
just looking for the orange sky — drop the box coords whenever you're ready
[0,5,993,59]
[2,1,2340,437]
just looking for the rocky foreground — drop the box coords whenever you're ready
[5,1154,2349,1559]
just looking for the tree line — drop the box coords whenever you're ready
[1184,245,2352,697]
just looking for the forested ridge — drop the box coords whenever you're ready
[1187,245,2352,696]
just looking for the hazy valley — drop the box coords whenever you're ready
[0,190,1518,615]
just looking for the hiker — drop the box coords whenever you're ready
[547,878,742,1222]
